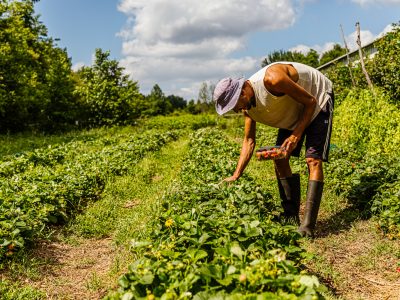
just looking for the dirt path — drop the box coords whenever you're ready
[304,207,400,300]
[25,237,117,299]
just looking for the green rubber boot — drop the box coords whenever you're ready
[277,173,301,225]
[298,180,324,238]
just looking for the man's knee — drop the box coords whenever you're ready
[306,157,323,169]
[274,158,291,178]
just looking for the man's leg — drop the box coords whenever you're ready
[298,158,324,236]
[274,129,304,223]
[274,157,292,178]
[306,157,323,181]
[274,158,301,223]
[299,94,334,237]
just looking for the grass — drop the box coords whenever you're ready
[0,280,46,300]
[67,137,188,242]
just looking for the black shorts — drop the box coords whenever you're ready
[276,92,334,162]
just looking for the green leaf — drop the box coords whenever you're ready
[130,240,151,249]
[187,249,208,263]
[226,265,236,275]
[230,243,244,259]
[198,232,210,244]
[216,276,233,286]
[299,275,320,288]
[139,273,154,285]
[250,220,260,228]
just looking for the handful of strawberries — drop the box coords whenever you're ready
[255,146,286,160]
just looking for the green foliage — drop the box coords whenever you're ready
[369,22,400,105]
[189,82,215,114]
[262,49,319,68]
[0,0,76,132]
[327,89,400,238]
[302,49,319,68]
[319,44,346,66]
[321,22,400,105]
[0,129,178,259]
[138,114,219,131]
[0,114,217,259]
[166,94,187,110]
[140,84,174,117]
[332,89,400,155]
[324,63,372,105]
[73,49,141,126]
[0,279,45,300]
[106,129,326,299]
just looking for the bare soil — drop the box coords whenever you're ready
[26,237,118,300]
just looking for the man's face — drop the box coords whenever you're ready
[233,88,250,113]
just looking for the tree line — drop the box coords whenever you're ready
[0,0,217,133]
[262,44,347,68]
[1,0,398,133]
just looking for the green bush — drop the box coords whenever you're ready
[327,88,400,237]
[0,0,77,132]
[370,22,400,105]
[332,89,400,155]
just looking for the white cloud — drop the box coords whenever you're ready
[351,0,400,5]
[289,24,391,59]
[290,42,336,55]
[72,62,85,71]
[379,24,395,37]
[117,0,298,98]
[120,56,259,99]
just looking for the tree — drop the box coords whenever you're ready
[303,49,319,68]
[74,49,140,125]
[166,94,186,110]
[0,0,76,131]
[197,82,214,113]
[369,22,400,105]
[198,82,209,104]
[142,84,173,116]
[261,49,319,67]
[319,44,346,66]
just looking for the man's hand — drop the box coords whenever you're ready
[281,134,300,157]
[219,175,239,185]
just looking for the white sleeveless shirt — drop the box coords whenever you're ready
[246,62,333,130]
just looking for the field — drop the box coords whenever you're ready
[0,101,399,299]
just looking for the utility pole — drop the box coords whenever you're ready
[355,22,374,92]
[340,24,356,87]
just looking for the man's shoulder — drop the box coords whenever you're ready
[249,66,268,81]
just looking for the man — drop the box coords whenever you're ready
[213,62,334,238]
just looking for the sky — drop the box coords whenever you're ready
[35,0,400,100]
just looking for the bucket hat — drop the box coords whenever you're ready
[213,77,245,115]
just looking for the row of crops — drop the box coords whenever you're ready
[106,128,325,299]
[0,128,179,259]
[0,114,219,260]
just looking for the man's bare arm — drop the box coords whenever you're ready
[223,112,256,182]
